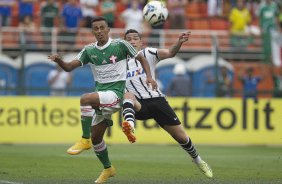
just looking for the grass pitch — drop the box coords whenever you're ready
[0,144,281,184]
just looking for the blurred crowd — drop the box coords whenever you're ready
[1,0,282,99]
[0,0,280,29]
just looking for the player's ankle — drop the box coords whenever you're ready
[193,156,202,164]
[127,121,135,129]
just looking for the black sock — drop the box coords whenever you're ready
[180,137,199,159]
[122,100,135,124]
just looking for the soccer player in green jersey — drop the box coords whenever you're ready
[48,16,157,183]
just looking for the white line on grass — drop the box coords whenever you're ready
[0,180,23,184]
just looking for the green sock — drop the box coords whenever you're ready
[95,148,111,169]
[81,117,92,139]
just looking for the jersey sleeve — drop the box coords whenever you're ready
[146,47,160,64]
[75,47,91,66]
[120,40,138,58]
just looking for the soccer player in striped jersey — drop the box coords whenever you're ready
[48,17,157,183]
[121,29,213,178]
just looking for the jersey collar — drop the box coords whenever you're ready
[95,38,112,50]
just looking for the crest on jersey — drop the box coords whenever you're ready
[109,55,117,64]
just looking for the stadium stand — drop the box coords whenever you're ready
[62,53,95,96]
[15,52,55,96]
[156,56,187,93]
[186,55,234,97]
[0,54,20,95]
[0,0,277,97]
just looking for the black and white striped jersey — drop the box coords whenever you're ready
[125,47,165,99]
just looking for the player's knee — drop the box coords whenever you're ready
[80,93,97,105]
[124,92,135,100]
[80,94,89,105]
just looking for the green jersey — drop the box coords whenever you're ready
[41,3,59,27]
[259,2,279,33]
[76,38,137,99]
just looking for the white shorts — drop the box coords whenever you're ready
[92,91,121,126]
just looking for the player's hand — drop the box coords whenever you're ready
[179,31,191,43]
[146,77,158,90]
[48,55,62,63]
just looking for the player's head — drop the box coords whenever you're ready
[124,29,142,51]
[91,16,110,45]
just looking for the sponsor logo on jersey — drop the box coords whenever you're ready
[127,68,145,78]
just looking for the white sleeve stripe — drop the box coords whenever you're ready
[121,40,137,55]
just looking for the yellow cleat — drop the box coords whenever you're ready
[66,138,92,155]
[95,166,116,183]
[195,160,213,178]
[122,121,136,143]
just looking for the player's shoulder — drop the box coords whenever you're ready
[84,43,96,49]
[142,47,159,59]
[111,39,131,47]
[112,38,126,44]
[144,47,157,51]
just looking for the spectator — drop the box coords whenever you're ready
[238,67,264,100]
[208,0,223,17]
[272,67,282,97]
[40,0,59,46]
[41,0,59,28]
[18,0,36,22]
[48,65,72,96]
[229,0,252,49]
[59,0,82,53]
[167,0,187,29]
[100,0,115,28]
[80,0,99,28]
[0,0,15,27]
[167,63,191,97]
[120,0,149,33]
[279,5,282,31]
[19,15,37,48]
[207,66,233,97]
[258,0,279,63]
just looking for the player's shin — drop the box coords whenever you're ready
[80,106,94,139]
[93,140,111,169]
[179,137,201,162]
[122,99,136,143]
[122,99,136,128]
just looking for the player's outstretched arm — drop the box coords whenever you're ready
[136,53,158,90]
[48,55,81,72]
[157,31,191,60]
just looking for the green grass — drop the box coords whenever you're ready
[0,144,281,184]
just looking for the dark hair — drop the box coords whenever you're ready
[91,16,108,26]
[124,29,141,39]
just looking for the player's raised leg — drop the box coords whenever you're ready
[121,92,141,143]
[163,124,213,178]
